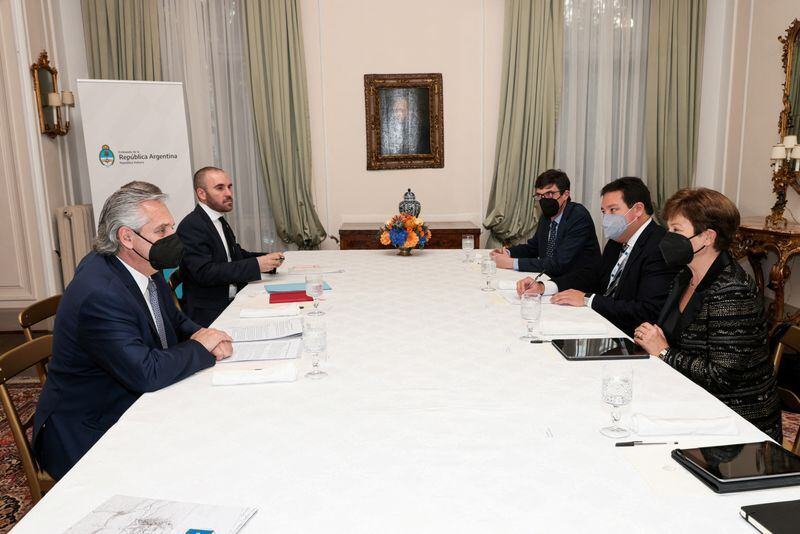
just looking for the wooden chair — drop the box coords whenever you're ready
[0,335,56,503]
[166,269,183,311]
[18,295,61,384]
[772,325,800,453]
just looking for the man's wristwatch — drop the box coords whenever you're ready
[657,347,670,359]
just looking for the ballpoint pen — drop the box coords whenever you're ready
[615,441,679,447]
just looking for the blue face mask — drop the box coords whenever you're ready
[602,207,638,241]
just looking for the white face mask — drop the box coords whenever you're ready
[602,207,638,241]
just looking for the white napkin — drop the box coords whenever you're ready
[212,362,298,386]
[239,305,302,319]
[630,413,739,436]
[540,321,607,336]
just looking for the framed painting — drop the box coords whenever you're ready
[364,73,444,170]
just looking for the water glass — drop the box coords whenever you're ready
[462,234,475,262]
[303,315,327,379]
[520,293,542,341]
[600,365,633,438]
[305,274,325,316]
[480,258,496,291]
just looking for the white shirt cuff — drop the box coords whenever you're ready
[541,280,558,296]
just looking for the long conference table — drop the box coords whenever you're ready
[12,250,800,533]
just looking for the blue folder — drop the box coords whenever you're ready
[265,282,331,293]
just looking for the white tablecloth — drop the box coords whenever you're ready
[13,250,800,533]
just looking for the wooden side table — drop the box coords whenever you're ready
[339,222,481,250]
[733,217,800,329]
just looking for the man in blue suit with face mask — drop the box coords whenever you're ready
[516,177,679,337]
[491,169,600,277]
[33,183,233,480]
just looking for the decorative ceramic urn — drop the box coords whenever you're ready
[399,188,421,217]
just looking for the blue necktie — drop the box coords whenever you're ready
[146,278,169,349]
[546,221,558,258]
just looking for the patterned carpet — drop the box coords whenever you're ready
[0,379,40,534]
[0,381,797,532]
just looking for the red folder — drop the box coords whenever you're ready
[269,291,313,304]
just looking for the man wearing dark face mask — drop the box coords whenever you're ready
[32,184,233,480]
[491,169,600,277]
[517,177,679,337]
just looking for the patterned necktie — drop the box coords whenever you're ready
[146,278,169,349]
[546,221,558,258]
[604,244,630,297]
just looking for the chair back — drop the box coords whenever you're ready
[0,335,55,502]
[17,294,61,383]
[166,269,183,310]
[772,325,800,453]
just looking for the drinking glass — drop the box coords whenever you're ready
[600,365,633,438]
[480,258,496,291]
[519,293,542,341]
[303,315,327,379]
[462,234,475,262]
[305,274,325,316]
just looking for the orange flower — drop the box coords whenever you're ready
[404,231,419,248]
[380,231,391,245]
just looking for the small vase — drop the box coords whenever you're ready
[397,247,412,256]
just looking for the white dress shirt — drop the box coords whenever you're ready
[545,217,653,303]
[199,202,237,298]
[116,256,159,326]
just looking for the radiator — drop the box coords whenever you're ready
[55,204,95,286]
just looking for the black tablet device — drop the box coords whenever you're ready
[672,441,800,493]
[551,338,650,361]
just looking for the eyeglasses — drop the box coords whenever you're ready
[534,191,563,201]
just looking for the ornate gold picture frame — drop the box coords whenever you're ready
[364,73,444,170]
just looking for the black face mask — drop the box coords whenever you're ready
[658,231,706,267]
[539,197,560,218]
[133,232,184,270]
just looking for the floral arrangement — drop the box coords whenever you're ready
[379,213,432,252]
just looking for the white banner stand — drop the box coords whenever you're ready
[77,79,195,228]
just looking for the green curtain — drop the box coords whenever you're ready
[645,0,706,207]
[243,0,326,249]
[81,0,162,80]
[482,0,563,248]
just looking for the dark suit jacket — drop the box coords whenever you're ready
[656,251,782,441]
[177,204,266,326]
[552,220,679,337]
[32,252,214,479]
[507,201,600,277]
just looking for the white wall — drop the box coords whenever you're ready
[301,0,505,249]
[719,1,800,306]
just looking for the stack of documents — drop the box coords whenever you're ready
[222,318,303,363]
[265,281,331,293]
[64,494,256,533]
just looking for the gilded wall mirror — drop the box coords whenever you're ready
[779,19,800,137]
[30,50,64,137]
[766,20,800,228]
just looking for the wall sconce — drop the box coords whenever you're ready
[30,51,74,138]
[766,135,800,228]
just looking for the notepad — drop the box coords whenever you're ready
[269,291,313,304]
[740,499,800,534]
[265,282,331,293]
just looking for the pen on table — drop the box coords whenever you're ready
[615,441,679,447]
